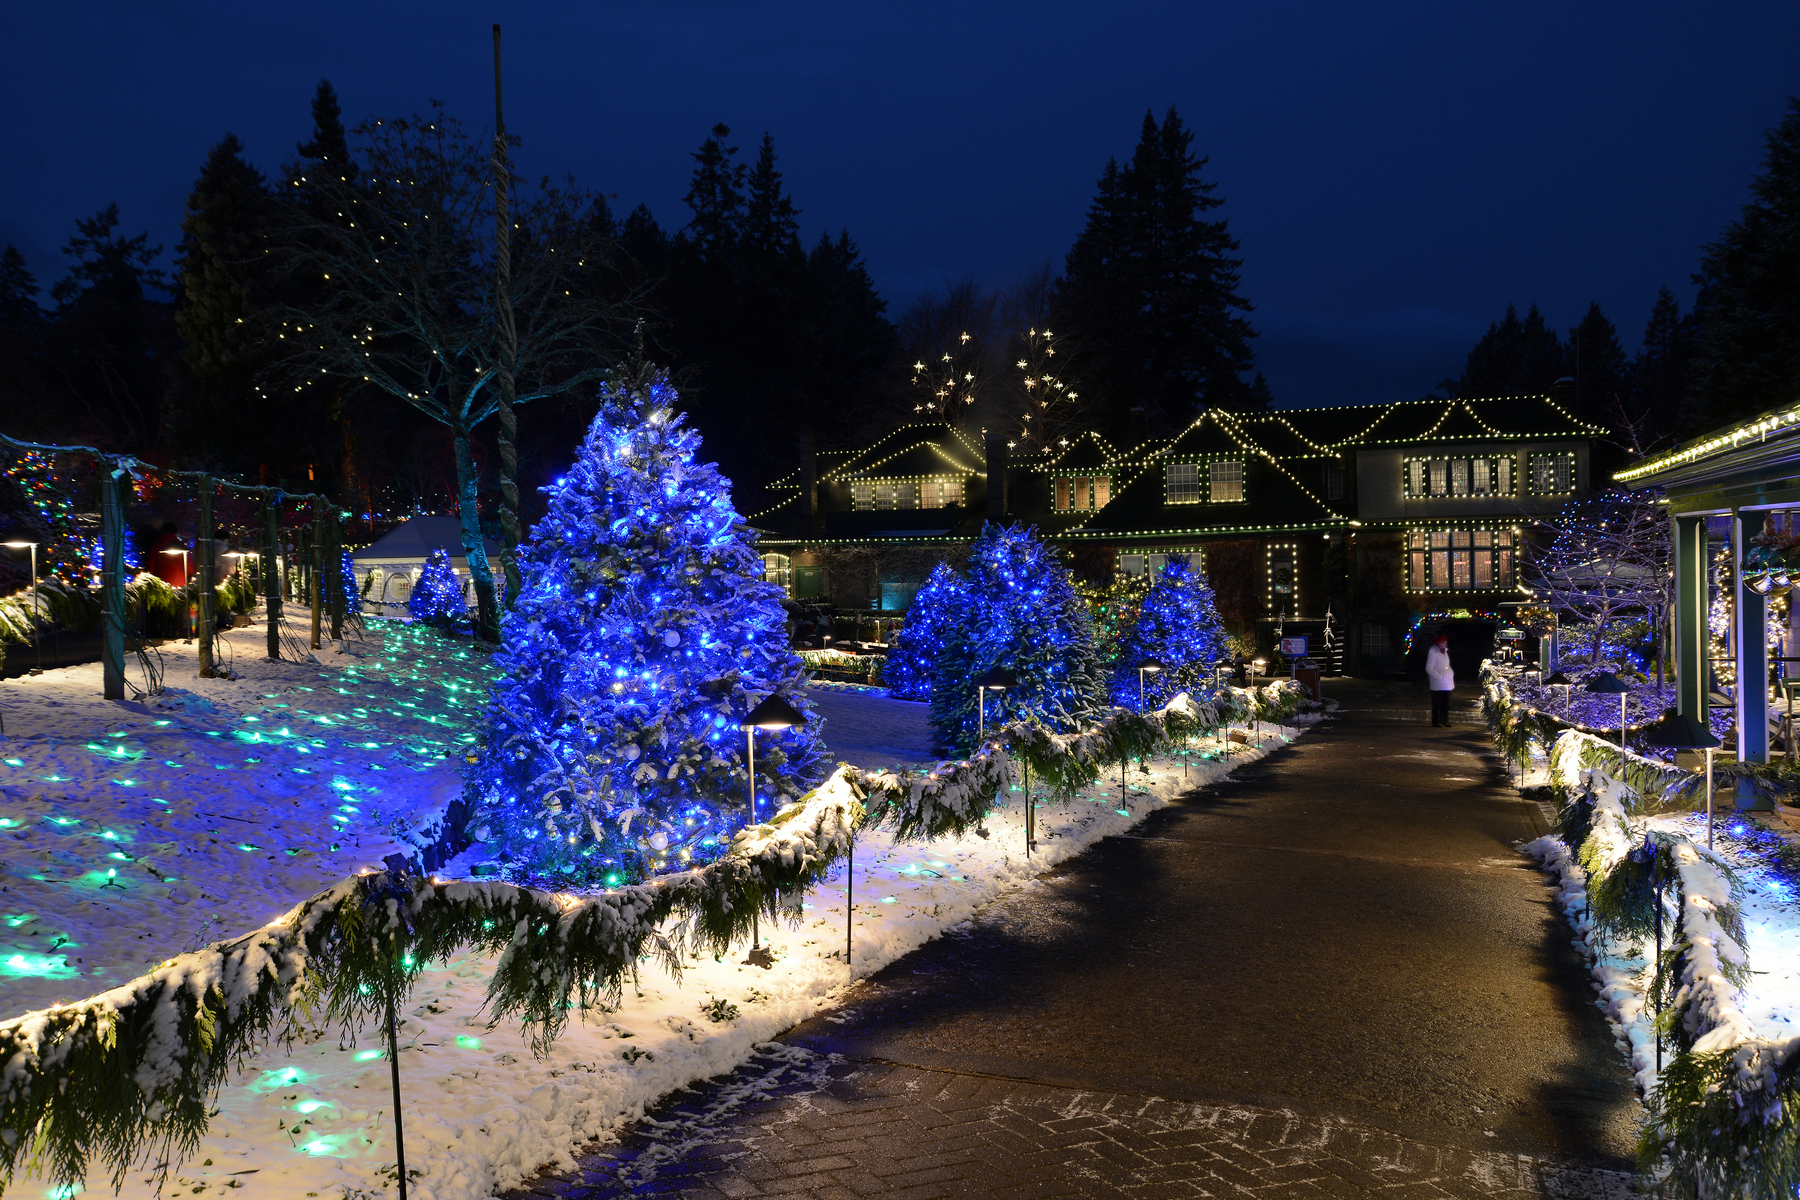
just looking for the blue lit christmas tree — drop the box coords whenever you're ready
[882,562,965,701]
[407,548,465,629]
[464,366,828,887]
[1109,554,1227,709]
[929,523,1103,753]
[340,550,363,617]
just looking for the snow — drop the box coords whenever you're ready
[0,618,1312,1200]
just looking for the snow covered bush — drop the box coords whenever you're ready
[464,367,828,887]
[1108,554,1227,709]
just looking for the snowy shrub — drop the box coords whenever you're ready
[407,549,465,629]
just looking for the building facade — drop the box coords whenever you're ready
[751,394,1599,675]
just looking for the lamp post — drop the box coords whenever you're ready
[1643,711,1723,849]
[1584,671,1633,779]
[976,665,1017,744]
[1251,657,1268,741]
[740,694,805,969]
[161,547,194,642]
[2,542,41,673]
[1137,658,1165,710]
[1543,670,1574,717]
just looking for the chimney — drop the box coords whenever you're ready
[1551,376,1576,414]
[984,432,1008,519]
[1126,406,1147,449]
[798,424,817,517]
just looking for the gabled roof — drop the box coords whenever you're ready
[823,422,984,480]
[1269,395,1600,448]
[350,516,499,562]
[1036,431,1118,472]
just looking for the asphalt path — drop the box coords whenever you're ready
[785,678,1637,1165]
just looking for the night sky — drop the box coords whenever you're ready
[7,2,1797,408]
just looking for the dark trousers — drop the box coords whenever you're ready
[1431,689,1451,726]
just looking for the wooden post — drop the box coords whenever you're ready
[265,500,282,661]
[328,511,344,643]
[100,467,127,700]
[310,501,324,650]
[196,482,216,676]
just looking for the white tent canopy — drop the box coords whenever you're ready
[350,517,500,617]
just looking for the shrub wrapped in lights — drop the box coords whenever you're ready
[464,367,828,887]
[1108,553,1227,709]
[881,562,964,701]
[406,548,466,629]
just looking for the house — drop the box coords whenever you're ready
[750,392,1600,675]
[349,516,501,618]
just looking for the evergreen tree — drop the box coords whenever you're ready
[681,123,747,258]
[0,246,46,437]
[929,523,1104,753]
[1108,555,1227,709]
[341,550,363,617]
[1053,107,1258,438]
[1693,96,1800,428]
[294,80,358,188]
[408,549,465,629]
[465,368,827,886]
[743,134,803,261]
[1449,303,1567,397]
[1623,286,1696,450]
[1567,302,1628,425]
[169,134,290,469]
[883,563,966,701]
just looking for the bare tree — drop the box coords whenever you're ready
[1522,488,1672,678]
[263,103,637,639]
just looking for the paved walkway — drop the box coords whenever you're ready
[508,681,1638,1199]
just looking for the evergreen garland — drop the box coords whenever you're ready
[928,523,1104,754]
[464,368,828,887]
[406,548,465,629]
[882,562,964,701]
[1108,554,1227,709]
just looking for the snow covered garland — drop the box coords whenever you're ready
[1486,665,1800,1196]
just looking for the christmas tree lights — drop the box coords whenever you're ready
[406,550,465,629]
[882,563,965,701]
[929,522,1103,753]
[340,550,363,617]
[1109,555,1227,709]
[464,369,827,886]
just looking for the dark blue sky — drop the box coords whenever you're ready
[6,2,1797,408]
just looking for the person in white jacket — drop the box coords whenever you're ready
[1426,634,1455,726]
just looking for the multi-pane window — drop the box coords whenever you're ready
[1210,461,1245,502]
[1267,544,1298,611]
[1117,548,1205,577]
[1326,464,1345,501]
[1054,475,1112,512]
[1404,456,1514,498]
[761,553,792,592]
[1407,528,1515,590]
[1528,452,1576,495]
[1165,463,1202,504]
[851,479,965,511]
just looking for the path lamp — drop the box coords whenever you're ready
[740,694,805,969]
[1137,658,1164,709]
[976,666,1017,744]
[3,542,41,673]
[161,546,194,642]
[1584,671,1633,780]
[1250,658,1268,741]
[1643,710,1722,850]
[1543,670,1575,717]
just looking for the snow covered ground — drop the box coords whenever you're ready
[0,620,1315,1200]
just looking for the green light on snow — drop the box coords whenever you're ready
[1115,808,1131,816]
[456,1035,481,1049]
[293,1099,331,1114]
[299,1136,344,1156]
[354,1049,383,1061]
[2,953,74,979]
[253,1067,304,1091]
[1,759,20,767]
[0,819,14,828]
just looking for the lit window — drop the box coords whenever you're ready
[1210,461,1244,502]
[1054,476,1113,511]
[1165,463,1202,504]
[1528,452,1576,495]
[851,483,873,511]
[761,554,792,592]
[1405,455,1516,499]
[1407,528,1514,590]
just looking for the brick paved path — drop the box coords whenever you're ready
[506,683,1638,1198]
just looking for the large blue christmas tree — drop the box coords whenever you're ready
[882,563,965,701]
[408,549,465,629]
[465,367,828,886]
[929,523,1103,753]
[1108,554,1227,709]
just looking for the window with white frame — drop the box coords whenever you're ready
[1326,464,1345,501]
[1164,462,1202,504]
[919,478,964,509]
[1528,452,1576,495]
[1404,455,1515,498]
[1054,475,1112,512]
[761,553,792,592]
[1116,548,1205,577]
[1406,527,1515,590]
[1210,460,1245,502]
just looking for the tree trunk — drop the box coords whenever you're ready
[451,424,501,642]
[328,514,344,643]
[100,468,127,700]
[197,482,216,677]
[309,501,324,650]
[265,500,283,661]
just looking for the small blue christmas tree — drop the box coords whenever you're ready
[1109,554,1227,709]
[882,563,965,701]
[341,550,363,617]
[465,366,829,886]
[929,523,1103,753]
[407,549,465,629]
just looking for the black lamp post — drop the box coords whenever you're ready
[1543,670,1574,717]
[1642,710,1723,849]
[976,665,1017,743]
[1137,658,1165,709]
[1584,672,1633,779]
[740,694,805,968]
